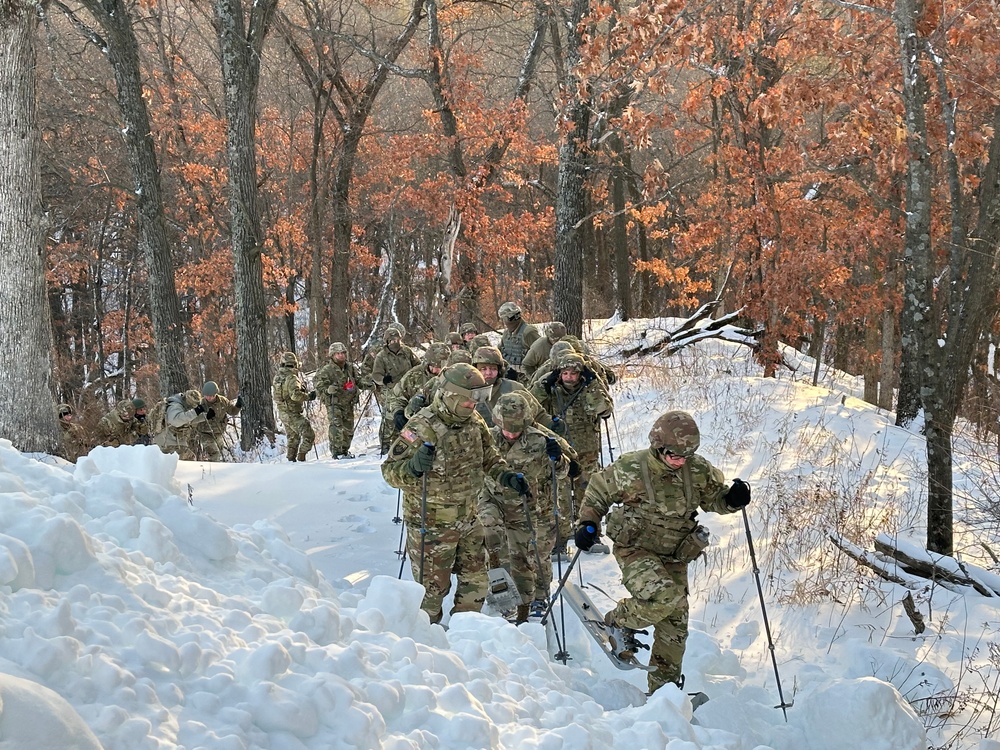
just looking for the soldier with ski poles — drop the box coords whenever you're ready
[381,363,525,624]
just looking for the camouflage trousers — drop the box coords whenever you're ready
[403,495,487,623]
[607,545,689,693]
[325,403,355,455]
[279,409,315,459]
[375,389,398,453]
[482,486,556,603]
[550,451,598,546]
[192,431,224,462]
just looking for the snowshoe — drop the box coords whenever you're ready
[485,567,523,614]
[584,542,610,555]
[559,582,655,672]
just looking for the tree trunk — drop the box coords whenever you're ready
[0,1,62,454]
[79,0,190,397]
[553,0,591,337]
[215,0,279,449]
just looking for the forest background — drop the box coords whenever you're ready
[2,0,1000,556]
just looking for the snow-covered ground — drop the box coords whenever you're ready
[1,318,998,749]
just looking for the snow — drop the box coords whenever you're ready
[1,318,998,749]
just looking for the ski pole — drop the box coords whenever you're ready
[418,443,433,585]
[569,476,583,586]
[397,521,408,579]
[603,417,615,463]
[392,488,402,524]
[520,491,545,598]
[742,505,793,721]
[546,461,570,662]
[540,549,583,626]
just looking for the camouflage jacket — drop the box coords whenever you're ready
[97,403,145,447]
[579,448,732,558]
[529,372,613,455]
[157,393,208,451]
[381,396,510,521]
[371,346,421,391]
[315,360,364,410]
[60,420,89,461]
[194,394,240,436]
[388,363,440,417]
[272,367,310,415]
[480,424,576,525]
[500,321,540,369]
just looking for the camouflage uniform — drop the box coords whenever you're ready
[481,393,576,612]
[57,404,89,462]
[155,390,208,460]
[521,322,566,380]
[381,363,514,623]
[372,330,422,453]
[272,352,316,462]
[97,398,147,447]
[577,411,739,693]
[471,345,549,428]
[459,322,479,350]
[190,383,241,461]
[315,343,367,457]
[497,302,540,378]
[530,352,613,544]
[387,343,450,424]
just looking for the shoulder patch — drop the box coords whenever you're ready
[400,428,419,443]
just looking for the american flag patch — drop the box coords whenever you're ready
[401,428,418,443]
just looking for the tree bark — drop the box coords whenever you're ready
[75,0,190,396]
[215,0,279,449]
[0,0,63,454]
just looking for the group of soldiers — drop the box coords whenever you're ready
[374,301,753,696]
[56,381,242,463]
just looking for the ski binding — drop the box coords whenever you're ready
[561,582,654,672]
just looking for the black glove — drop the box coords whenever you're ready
[308,390,317,401]
[505,367,520,382]
[582,369,596,385]
[206,408,216,420]
[543,370,559,392]
[545,437,562,462]
[234,395,243,409]
[568,459,582,479]
[393,410,407,431]
[725,478,751,508]
[194,404,206,415]
[605,370,618,385]
[382,374,393,385]
[139,434,151,446]
[407,394,426,413]
[407,443,435,477]
[574,523,599,551]
[501,471,530,495]
[550,416,567,436]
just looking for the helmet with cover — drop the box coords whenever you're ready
[557,352,586,373]
[447,332,464,347]
[648,410,700,458]
[116,398,136,419]
[328,342,348,356]
[425,342,450,367]
[447,349,473,365]
[183,389,203,409]
[545,321,567,340]
[459,322,478,336]
[384,328,402,344]
[548,341,575,363]
[497,301,522,322]
[472,345,505,367]
[493,392,530,434]
[57,403,73,419]
[438,363,489,419]
[280,351,300,368]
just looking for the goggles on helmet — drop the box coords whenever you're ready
[441,380,492,404]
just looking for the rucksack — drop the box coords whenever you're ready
[147,398,168,436]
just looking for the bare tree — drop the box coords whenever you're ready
[0,0,63,454]
[214,0,279,448]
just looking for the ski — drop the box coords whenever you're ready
[560,582,655,672]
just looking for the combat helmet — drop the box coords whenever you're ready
[328,342,348,356]
[447,332,464,347]
[548,341,575,363]
[57,403,73,418]
[438,363,489,418]
[425,342,450,367]
[493,392,531,434]
[280,351,300,368]
[116,398,136,419]
[472,345,505,367]
[497,301,522,321]
[448,349,473,365]
[459,322,478,336]
[648,410,700,458]
[557,352,586,372]
[545,321,567,340]
[183,389,203,409]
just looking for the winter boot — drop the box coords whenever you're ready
[514,604,530,624]
[603,611,648,660]
[286,453,297,462]
[297,452,308,462]
[529,598,548,618]
[550,545,568,561]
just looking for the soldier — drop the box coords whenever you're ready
[155,390,208,460]
[372,328,422,454]
[381,363,526,624]
[446,332,466,351]
[530,351,613,553]
[190,381,241,461]
[467,333,492,353]
[521,321,567,380]
[470,345,549,429]
[57,404,89,462]
[97,397,148,447]
[315,342,367,458]
[459,322,479,349]
[388,342,451,431]
[272,352,317,462]
[527,340,576,386]
[497,302,540,380]
[446,348,473,365]
[575,410,751,694]
[481,392,578,622]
